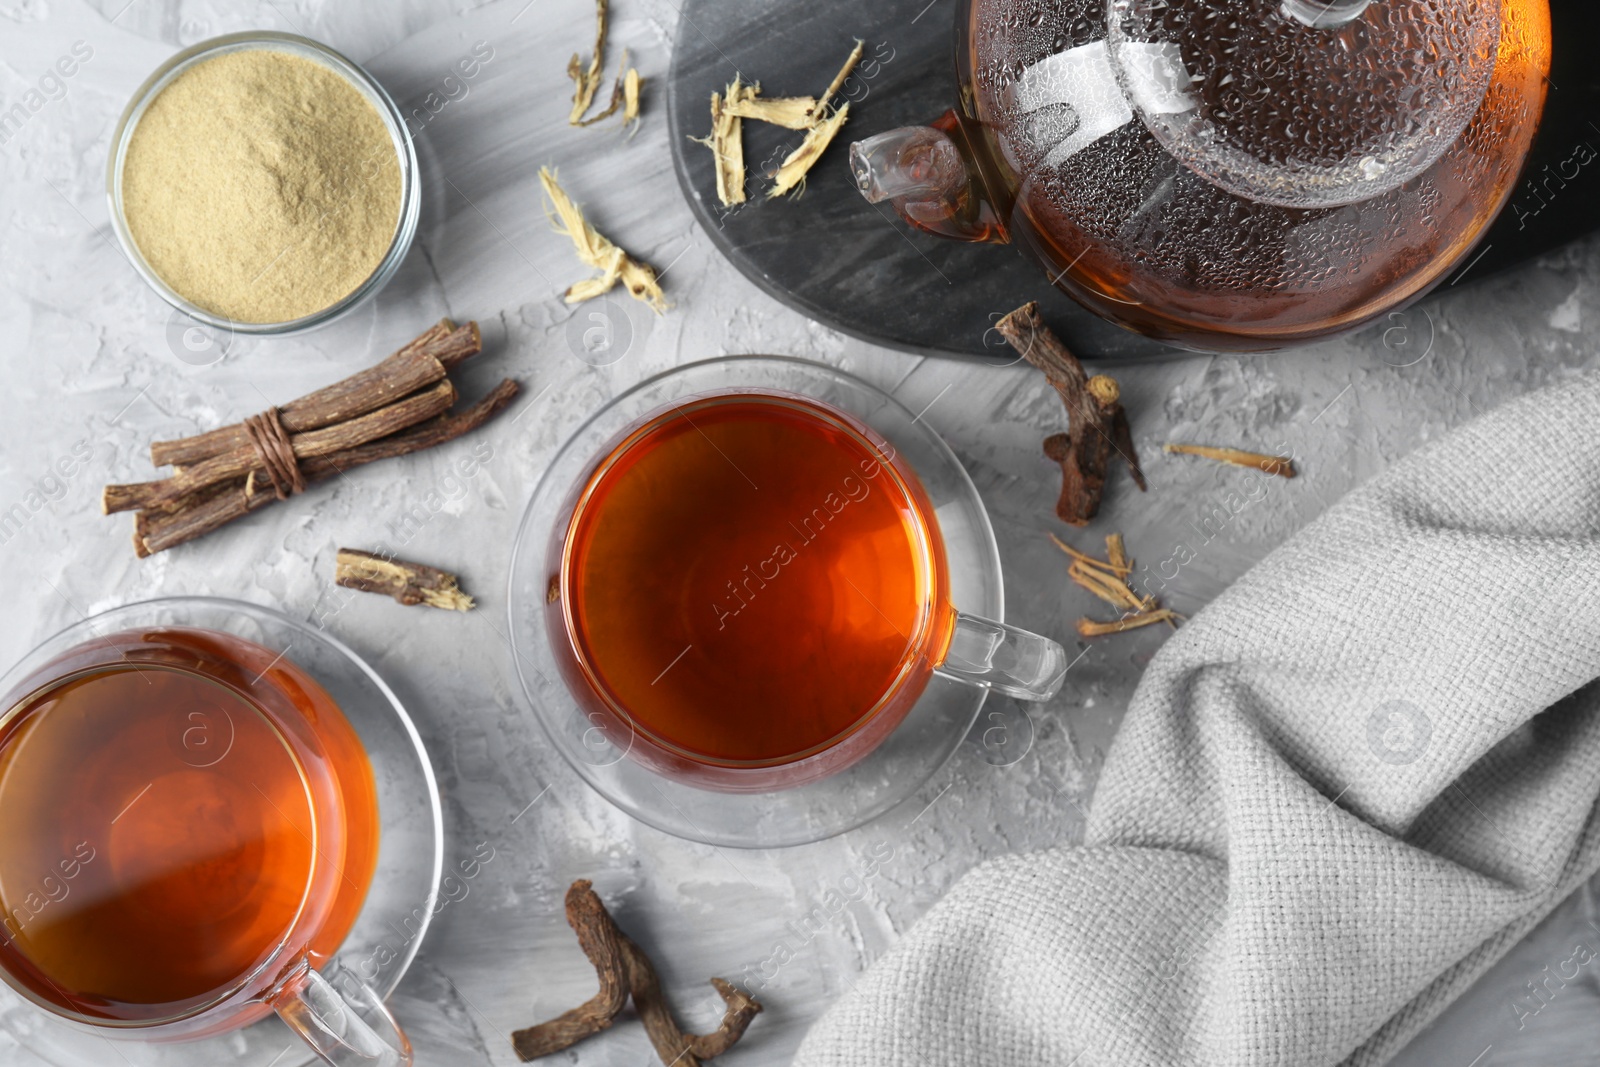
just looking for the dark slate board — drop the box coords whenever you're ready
[664,0,1167,362]
[666,0,1600,361]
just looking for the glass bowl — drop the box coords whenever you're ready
[0,597,443,1067]
[507,357,1006,848]
[105,32,422,337]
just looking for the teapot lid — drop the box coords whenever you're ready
[1104,0,1500,207]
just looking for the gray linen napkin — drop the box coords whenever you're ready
[794,372,1600,1067]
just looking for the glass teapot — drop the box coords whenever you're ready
[850,0,1552,352]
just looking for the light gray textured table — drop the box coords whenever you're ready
[2,1,1599,1064]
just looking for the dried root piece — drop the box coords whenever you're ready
[1068,560,1150,614]
[511,881,629,1059]
[724,93,819,130]
[1163,443,1296,479]
[577,49,629,127]
[128,379,519,558]
[1106,532,1129,573]
[1048,531,1130,577]
[998,302,1145,525]
[147,320,477,468]
[567,0,641,130]
[512,880,763,1065]
[1050,533,1148,612]
[104,381,459,513]
[763,39,862,198]
[689,979,763,1058]
[623,68,642,128]
[335,548,474,612]
[816,38,865,114]
[1077,609,1178,637]
[698,41,864,205]
[540,167,668,313]
[577,51,643,131]
[1051,533,1178,637]
[567,0,609,124]
[767,104,850,199]
[621,940,762,1066]
[699,79,753,206]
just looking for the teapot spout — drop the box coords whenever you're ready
[849,113,1009,244]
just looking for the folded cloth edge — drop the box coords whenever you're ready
[795,370,1600,1067]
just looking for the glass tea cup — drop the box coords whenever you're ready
[536,374,1069,795]
[0,624,410,1067]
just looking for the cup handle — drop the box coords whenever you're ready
[271,958,413,1067]
[933,610,1069,701]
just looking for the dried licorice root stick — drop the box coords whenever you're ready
[132,379,521,557]
[620,939,761,1066]
[335,549,474,611]
[1163,442,1297,478]
[149,320,480,468]
[701,79,752,206]
[996,301,1145,525]
[1050,532,1179,637]
[568,0,609,123]
[512,881,629,1060]
[104,380,457,513]
[1078,609,1178,637]
[764,39,861,199]
[512,880,764,1064]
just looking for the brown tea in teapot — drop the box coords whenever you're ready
[853,0,1552,351]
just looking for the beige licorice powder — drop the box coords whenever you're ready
[122,49,402,324]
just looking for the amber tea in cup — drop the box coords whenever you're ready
[0,626,401,1063]
[550,390,1067,791]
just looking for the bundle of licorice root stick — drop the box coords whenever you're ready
[103,319,519,557]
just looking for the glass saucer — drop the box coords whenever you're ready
[0,598,443,1067]
[506,356,1003,848]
